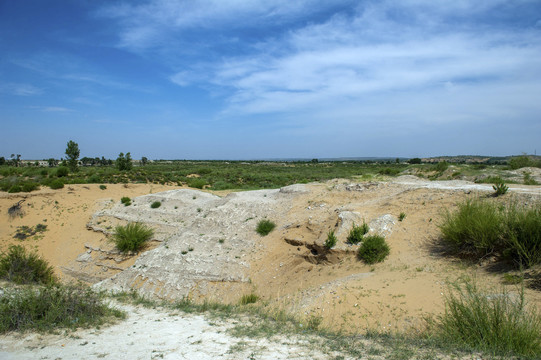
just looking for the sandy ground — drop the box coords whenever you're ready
[1,178,541,359]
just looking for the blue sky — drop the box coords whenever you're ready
[1,0,540,160]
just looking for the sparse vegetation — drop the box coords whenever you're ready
[256,219,276,236]
[357,235,390,264]
[112,222,154,253]
[0,245,57,285]
[347,222,369,244]
[13,224,47,240]
[99,184,107,190]
[150,201,161,209]
[435,278,541,358]
[0,284,124,333]
[324,230,337,249]
[398,212,406,221]
[121,196,131,206]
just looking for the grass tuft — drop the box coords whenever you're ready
[324,230,337,249]
[239,293,259,305]
[439,199,541,267]
[256,219,276,236]
[347,222,369,244]
[112,222,154,253]
[150,201,161,209]
[436,278,541,358]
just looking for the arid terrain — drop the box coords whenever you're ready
[1,174,541,358]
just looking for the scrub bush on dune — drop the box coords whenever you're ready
[112,222,154,253]
[0,245,57,285]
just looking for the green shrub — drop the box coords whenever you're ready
[523,173,539,185]
[439,199,505,258]
[256,219,276,236]
[440,199,541,268]
[112,222,154,252]
[347,222,369,244]
[433,161,449,173]
[150,201,161,209]
[493,181,508,196]
[398,212,406,221]
[55,166,69,177]
[0,245,57,285]
[357,234,390,264]
[324,230,337,249]
[239,293,259,305]
[508,155,539,170]
[99,184,107,190]
[504,204,541,268]
[21,182,39,192]
[437,278,541,358]
[7,185,22,193]
[49,179,64,190]
[378,167,401,176]
[121,196,131,206]
[0,284,124,333]
[187,178,207,189]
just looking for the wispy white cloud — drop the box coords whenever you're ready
[0,83,42,96]
[28,106,74,113]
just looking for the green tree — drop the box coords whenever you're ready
[141,156,148,166]
[0,157,5,166]
[65,140,80,172]
[116,152,133,171]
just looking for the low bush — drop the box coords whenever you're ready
[439,199,505,258]
[121,196,131,206]
[21,182,39,192]
[55,166,69,177]
[0,284,124,333]
[436,278,541,358]
[440,199,541,268]
[187,178,207,189]
[504,205,541,268]
[0,245,57,285]
[256,219,276,236]
[358,234,390,264]
[112,222,154,253]
[398,212,406,221]
[324,230,337,249]
[7,185,22,193]
[347,222,369,244]
[150,201,161,209]
[99,184,107,190]
[49,179,64,190]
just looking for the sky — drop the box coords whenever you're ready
[1,0,540,160]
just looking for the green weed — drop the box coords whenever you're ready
[324,230,337,249]
[256,219,276,236]
[112,222,154,253]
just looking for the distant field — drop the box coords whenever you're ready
[0,158,539,193]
